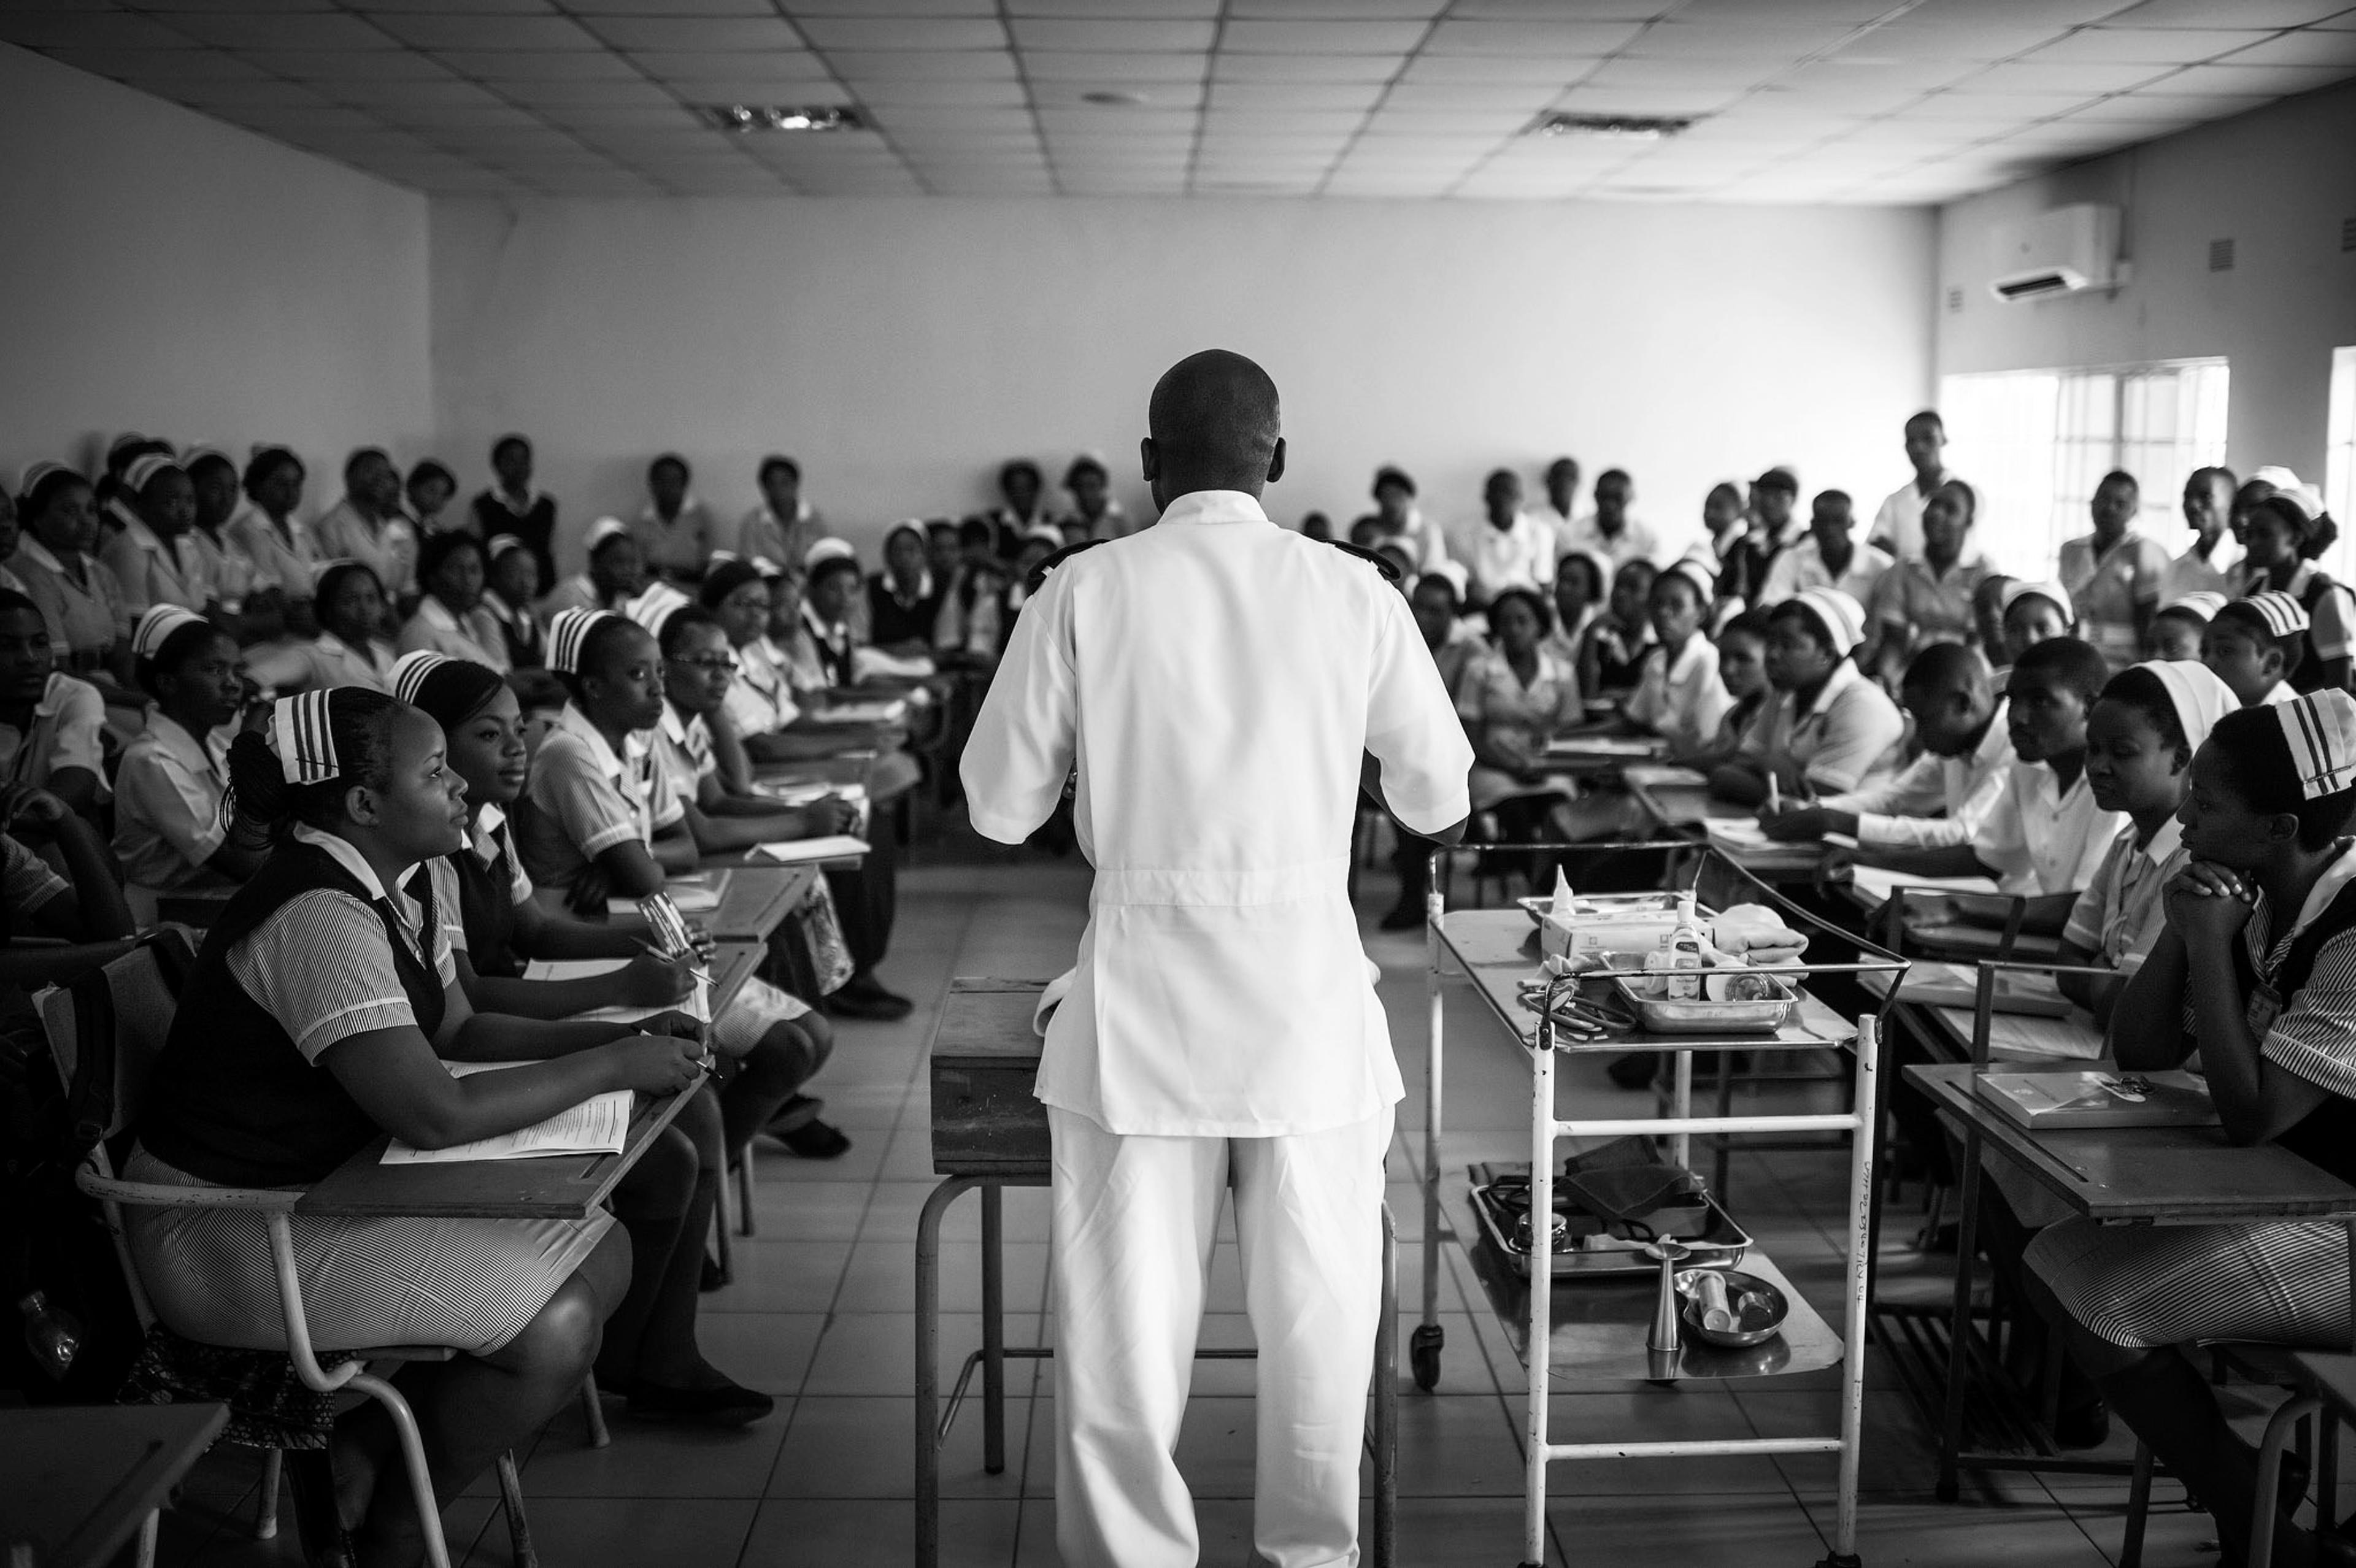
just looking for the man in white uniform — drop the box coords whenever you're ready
[961,350,1472,1568]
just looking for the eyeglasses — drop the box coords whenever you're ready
[676,655,739,674]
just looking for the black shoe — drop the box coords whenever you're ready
[700,1253,725,1293]
[2051,1400,2109,1450]
[1377,902,1423,932]
[826,974,915,1021]
[626,1377,774,1427]
[1606,1052,1658,1091]
[779,1118,852,1159]
[764,1094,825,1136]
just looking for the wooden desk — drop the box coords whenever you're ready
[752,751,876,791]
[692,865,814,943]
[1908,1061,2356,1504]
[1835,878,2067,964]
[1626,781,1824,881]
[1858,969,2104,1063]
[0,1402,226,1568]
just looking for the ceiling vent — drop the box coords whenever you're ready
[2209,237,2235,272]
[1946,286,1964,314]
[1532,113,1693,141]
[696,104,864,134]
[1988,202,2122,302]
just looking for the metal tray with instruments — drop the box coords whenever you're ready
[1468,1161,1750,1280]
[1608,970,1798,1035]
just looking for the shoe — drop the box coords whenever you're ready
[2051,1400,2109,1450]
[1377,902,1423,932]
[626,1377,774,1426]
[779,1118,852,1159]
[700,1253,724,1293]
[1606,1053,1658,1091]
[826,974,915,1021]
[764,1094,825,1136]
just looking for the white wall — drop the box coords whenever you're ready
[1936,79,2356,488]
[429,196,1936,573]
[0,44,431,497]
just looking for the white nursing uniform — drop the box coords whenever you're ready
[961,488,1470,1568]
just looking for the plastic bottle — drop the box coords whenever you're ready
[1665,892,1705,1001]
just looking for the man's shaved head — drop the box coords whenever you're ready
[1142,349,1285,507]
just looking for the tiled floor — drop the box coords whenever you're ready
[154,831,2254,1566]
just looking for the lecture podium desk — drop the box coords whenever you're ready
[1907,1061,2356,1505]
[0,1401,227,1568]
[293,939,763,1220]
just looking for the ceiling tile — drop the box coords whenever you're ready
[1626,20,1856,57]
[2106,0,2355,23]
[1361,107,1534,135]
[47,44,267,78]
[168,77,337,106]
[2146,59,2356,93]
[1207,79,1384,109]
[628,51,832,82]
[442,50,648,80]
[1584,56,1779,88]
[323,76,512,108]
[0,13,198,49]
[825,49,1016,78]
[1030,79,1203,109]
[1007,18,1218,52]
[1670,0,1894,19]
[1380,81,1559,110]
[1024,50,1209,81]
[375,102,563,129]
[1395,53,1596,84]
[580,17,802,52]
[2067,88,2271,118]
[998,0,1218,13]
[1956,60,2177,94]
[1228,0,1446,15]
[2023,27,2272,64]
[853,77,1030,104]
[793,16,1003,50]
[126,0,351,12]
[1422,18,1646,55]
[1826,20,2071,63]
[371,13,601,50]
[245,47,453,79]
[1903,88,2108,118]
[2215,29,2356,67]
[345,0,554,10]
[562,0,780,12]
[1550,84,1750,114]
[1218,19,1428,53]
[495,78,683,107]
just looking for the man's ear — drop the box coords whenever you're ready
[1138,437,1159,486]
[1266,437,1287,486]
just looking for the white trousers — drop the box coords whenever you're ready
[1047,1104,1394,1568]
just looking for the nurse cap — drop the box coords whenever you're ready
[804,537,857,572]
[2000,578,2074,620]
[390,649,450,706]
[130,604,208,663]
[583,517,631,555]
[547,606,616,674]
[2279,688,2356,800]
[2250,464,2303,493]
[1664,557,1719,605]
[15,461,74,499]
[2236,590,2311,639]
[2158,591,2228,623]
[1789,587,1868,654]
[268,690,341,785]
[625,581,693,639]
[751,556,788,580]
[2130,660,2238,757]
[123,452,185,493]
[485,532,529,563]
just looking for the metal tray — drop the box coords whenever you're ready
[1609,971,1796,1034]
[1514,891,1702,926]
[1468,1166,1750,1279]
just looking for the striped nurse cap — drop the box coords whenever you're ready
[390,649,450,705]
[2159,591,2228,623]
[2279,688,2356,800]
[547,606,614,674]
[625,581,691,639]
[123,452,184,493]
[268,690,340,785]
[2239,590,2311,638]
[130,604,207,663]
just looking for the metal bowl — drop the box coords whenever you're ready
[1611,972,1796,1034]
[1675,1268,1788,1348]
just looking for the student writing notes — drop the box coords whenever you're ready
[2024,691,2356,1568]
[125,687,707,1566]
[961,352,1471,1568]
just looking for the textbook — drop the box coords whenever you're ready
[753,834,870,865]
[1973,1070,2218,1131]
[382,1063,633,1164]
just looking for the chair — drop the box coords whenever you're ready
[40,932,580,1568]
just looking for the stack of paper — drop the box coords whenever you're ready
[1622,764,1710,790]
[753,835,870,865]
[382,1062,633,1164]
[1543,735,1661,759]
[807,700,907,726]
[1846,866,2002,904]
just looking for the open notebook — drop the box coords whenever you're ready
[520,958,712,1026]
[753,835,869,865]
[381,1061,632,1164]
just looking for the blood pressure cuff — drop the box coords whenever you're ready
[1560,1136,1705,1229]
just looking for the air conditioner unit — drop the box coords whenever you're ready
[1987,203,2122,302]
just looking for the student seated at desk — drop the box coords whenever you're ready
[1409,570,1480,699]
[1618,558,1731,758]
[480,535,545,671]
[2025,691,2356,1568]
[1841,636,2122,923]
[124,687,709,1566]
[512,608,850,1159]
[1709,588,1903,808]
[2207,592,2311,709]
[537,518,644,620]
[2146,590,2225,662]
[113,607,267,920]
[396,532,509,674]
[1760,642,2011,855]
[1998,579,2075,666]
[1455,585,1584,839]
[642,599,913,1021]
[2055,660,2236,1024]
[2237,490,2354,694]
[394,652,771,1424]
[0,589,107,818]
[0,784,135,984]
[1544,548,1609,666]
[12,463,134,692]
[1576,556,1655,705]
[244,561,398,694]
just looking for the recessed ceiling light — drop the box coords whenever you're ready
[697,104,864,134]
[1533,112,1693,140]
[1082,90,1150,106]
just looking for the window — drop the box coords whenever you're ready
[2328,346,2356,586]
[1937,359,2230,578]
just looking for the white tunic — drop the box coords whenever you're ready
[961,489,1472,1137]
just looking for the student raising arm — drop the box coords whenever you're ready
[2025,693,2356,1568]
[125,687,704,1567]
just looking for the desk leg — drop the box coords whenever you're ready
[915,1176,976,1568]
[1415,872,1446,1393]
[982,1183,1007,1475]
[1936,1123,1985,1503]
[1374,1203,1398,1568]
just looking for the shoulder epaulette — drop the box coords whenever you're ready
[1025,538,1105,596]
[1328,539,1402,583]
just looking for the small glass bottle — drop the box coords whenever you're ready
[18,1289,83,1383]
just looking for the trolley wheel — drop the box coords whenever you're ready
[1813,1555,1863,1567]
[1410,1323,1444,1391]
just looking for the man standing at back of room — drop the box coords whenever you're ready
[1871,409,1959,563]
[961,350,1472,1568]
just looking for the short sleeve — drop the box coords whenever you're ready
[2311,585,2355,663]
[226,891,425,1060]
[644,746,685,831]
[531,735,646,859]
[1,835,69,919]
[2259,929,2356,1101]
[506,844,534,905]
[115,745,227,869]
[1453,658,1490,724]
[425,856,469,953]
[1799,684,1904,793]
[961,564,1080,844]
[1971,770,2030,880]
[2062,863,2108,954]
[1363,580,1474,835]
[2132,539,2169,603]
[45,678,106,780]
[98,533,151,619]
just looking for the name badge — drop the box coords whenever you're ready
[2246,981,2284,1043]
